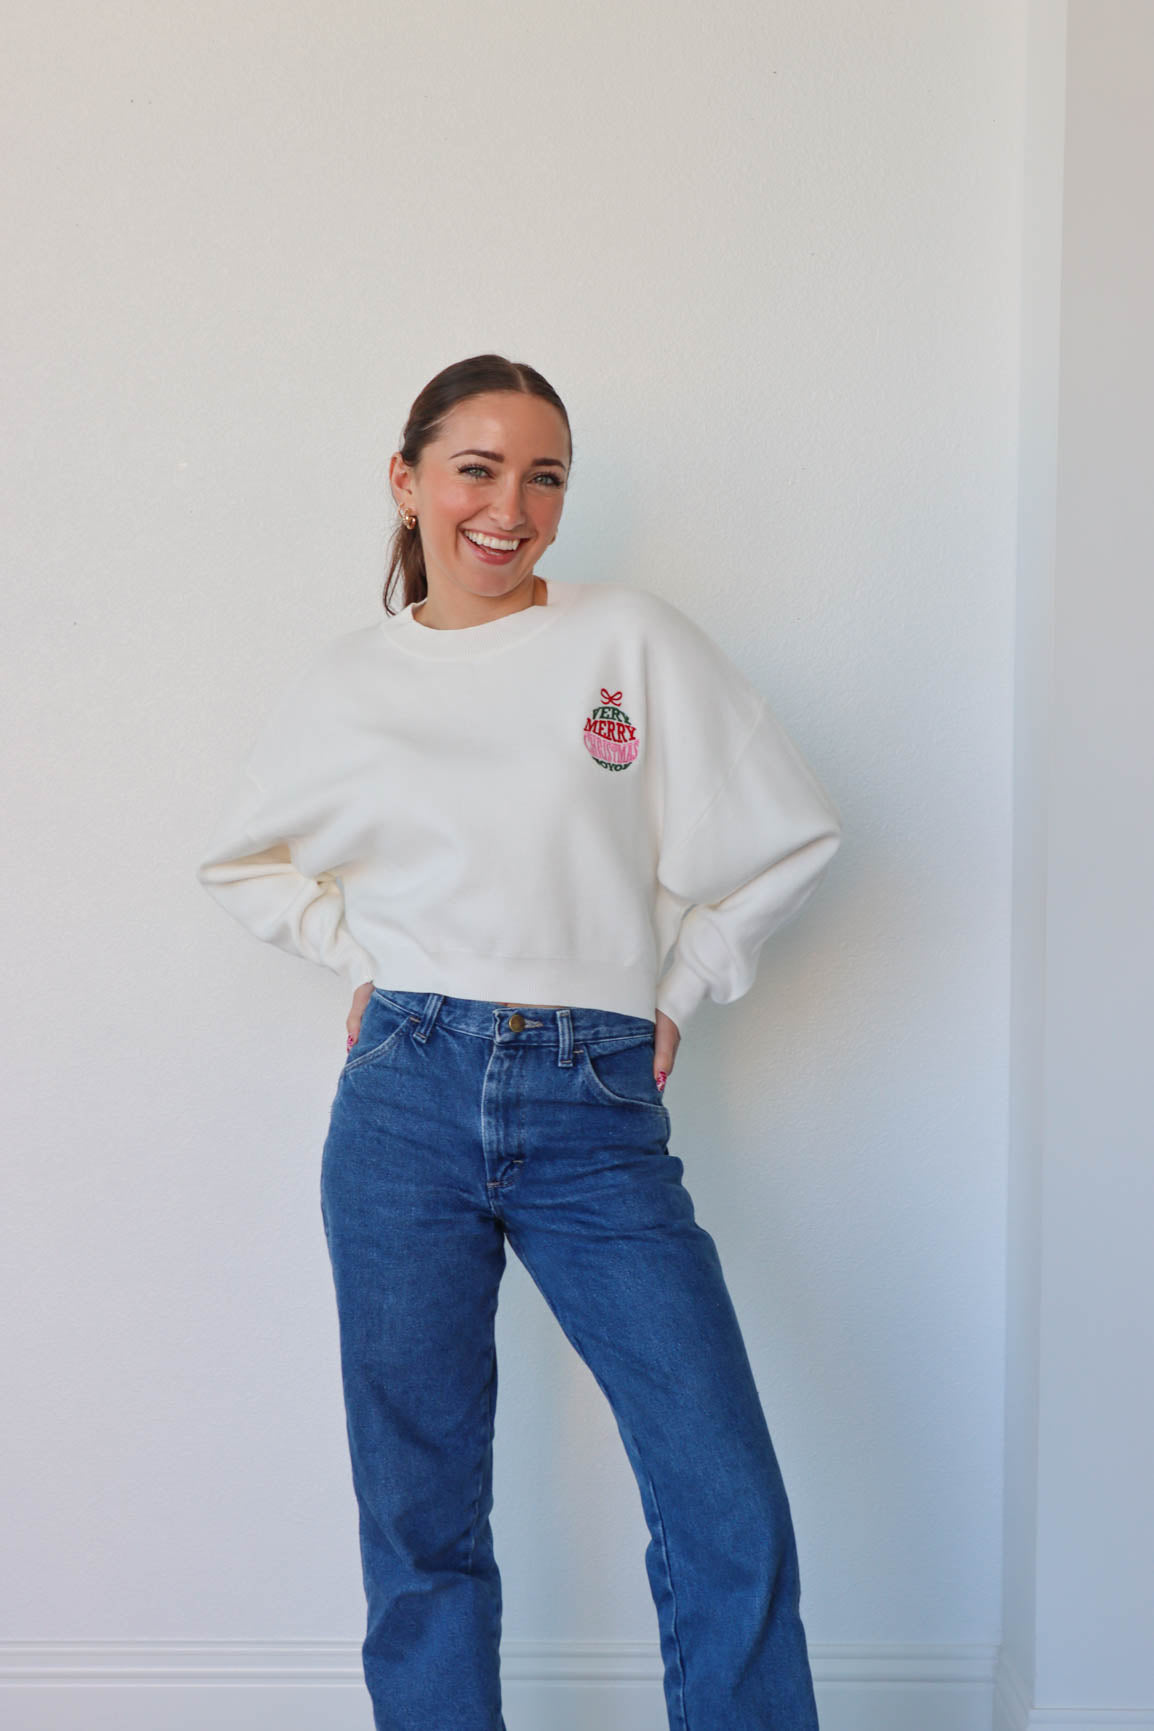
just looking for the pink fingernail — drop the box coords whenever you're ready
[656,1071,667,1091]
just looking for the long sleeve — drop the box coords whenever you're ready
[196,637,380,997]
[196,771,375,991]
[654,695,842,1033]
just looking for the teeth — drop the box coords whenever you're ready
[463,529,522,551]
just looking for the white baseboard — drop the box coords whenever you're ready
[995,1648,1154,1731]
[0,1636,1001,1731]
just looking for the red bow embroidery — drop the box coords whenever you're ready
[600,688,623,705]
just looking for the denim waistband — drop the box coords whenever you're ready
[370,987,655,1046]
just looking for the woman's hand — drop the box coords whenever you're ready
[346,980,375,1052]
[654,1007,680,1092]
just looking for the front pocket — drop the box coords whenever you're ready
[576,1036,669,1114]
[342,995,417,1073]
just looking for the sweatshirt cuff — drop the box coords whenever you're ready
[654,962,710,1036]
[341,949,376,993]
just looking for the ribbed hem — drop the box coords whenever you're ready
[354,945,659,1023]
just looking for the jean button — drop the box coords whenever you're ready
[508,1012,526,1032]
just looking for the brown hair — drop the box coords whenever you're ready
[383,353,573,614]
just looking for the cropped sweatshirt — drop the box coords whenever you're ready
[194,578,842,1031]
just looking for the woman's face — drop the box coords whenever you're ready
[390,391,570,600]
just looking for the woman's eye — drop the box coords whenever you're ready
[457,464,562,487]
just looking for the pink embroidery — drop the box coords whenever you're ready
[584,687,639,771]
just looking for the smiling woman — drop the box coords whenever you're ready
[195,350,839,1731]
[386,366,571,623]
[395,382,565,1003]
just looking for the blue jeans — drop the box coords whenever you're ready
[319,989,821,1731]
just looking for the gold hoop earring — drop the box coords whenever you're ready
[401,509,417,531]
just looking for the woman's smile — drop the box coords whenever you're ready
[460,527,528,565]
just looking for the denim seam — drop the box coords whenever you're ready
[630,1441,690,1731]
[463,1310,499,1579]
[506,1233,689,1729]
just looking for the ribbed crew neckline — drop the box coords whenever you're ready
[379,577,574,660]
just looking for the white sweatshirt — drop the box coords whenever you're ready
[195,578,842,1031]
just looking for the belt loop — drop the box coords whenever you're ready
[555,1006,574,1067]
[414,992,444,1043]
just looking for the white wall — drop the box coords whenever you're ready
[1001,1,1154,1720]
[3,3,1038,1727]
[1000,0,1066,1713]
[1000,4,1154,1725]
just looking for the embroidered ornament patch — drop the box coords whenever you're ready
[584,687,639,772]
